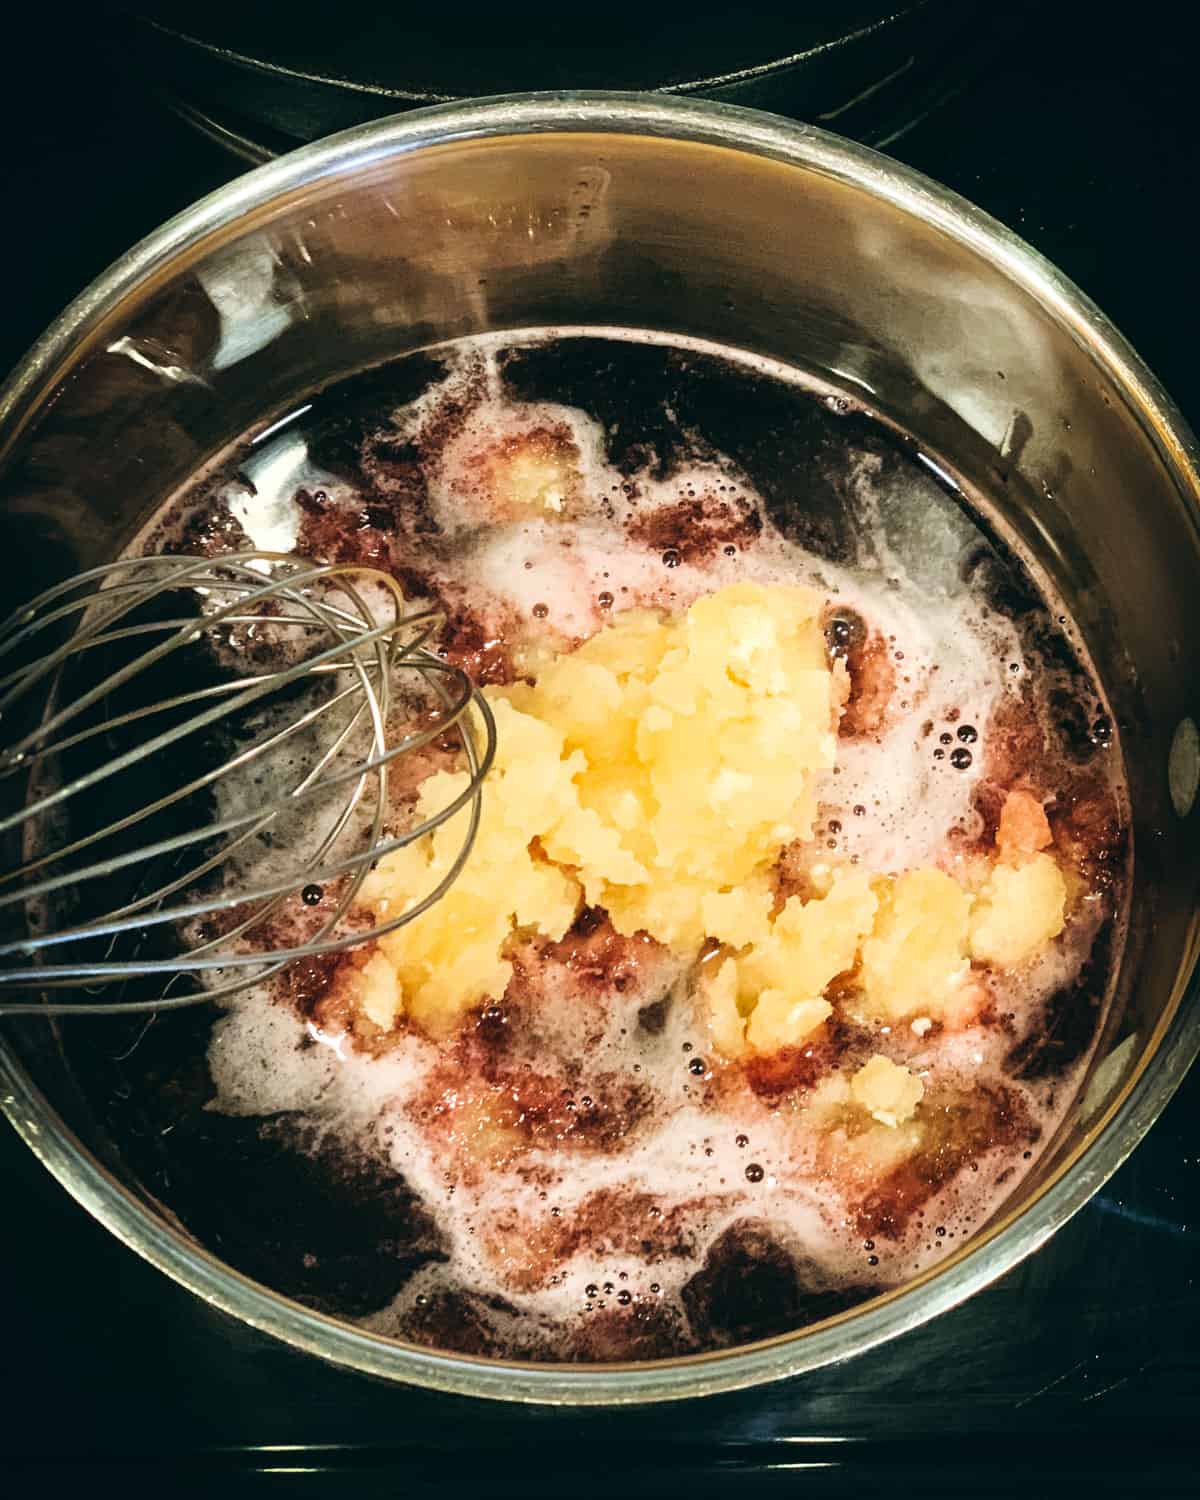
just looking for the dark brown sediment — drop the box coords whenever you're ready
[627,491,763,564]
[681,1221,874,1347]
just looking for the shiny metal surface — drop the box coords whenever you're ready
[0,553,495,1015]
[0,93,1197,1404]
[110,3,1000,159]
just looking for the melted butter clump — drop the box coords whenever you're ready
[477,427,582,518]
[969,853,1067,968]
[850,1054,925,1128]
[352,582,1069,1056]
[699,868,878,1057]
[856,868,973,1023]
[357,581,837,1033]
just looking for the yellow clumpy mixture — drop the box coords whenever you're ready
[352,580,1068,1123]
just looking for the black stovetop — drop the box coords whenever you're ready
[2,6,1197,1493]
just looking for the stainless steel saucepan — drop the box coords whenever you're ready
[0,94,1197,1403]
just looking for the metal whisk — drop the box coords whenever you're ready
[0,552,496,1016]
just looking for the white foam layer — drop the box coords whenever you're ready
[208,972,857,1326]
[150,328,1124,1355]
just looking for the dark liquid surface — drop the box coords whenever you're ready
[51,333,1127,1361]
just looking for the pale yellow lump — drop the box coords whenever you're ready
[357,582,837,1034]
[353,581,1068,1098]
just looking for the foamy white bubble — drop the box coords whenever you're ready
[822,591,1020,872]
[209,993,339,1116]
[463,520,667,638]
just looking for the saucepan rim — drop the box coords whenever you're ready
[1,91,1197,1404]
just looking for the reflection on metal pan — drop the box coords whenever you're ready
[108,1,1022,157]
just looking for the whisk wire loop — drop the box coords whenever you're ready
[0,552,496,1017]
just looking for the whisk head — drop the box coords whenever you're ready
[0,551,496,1016]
